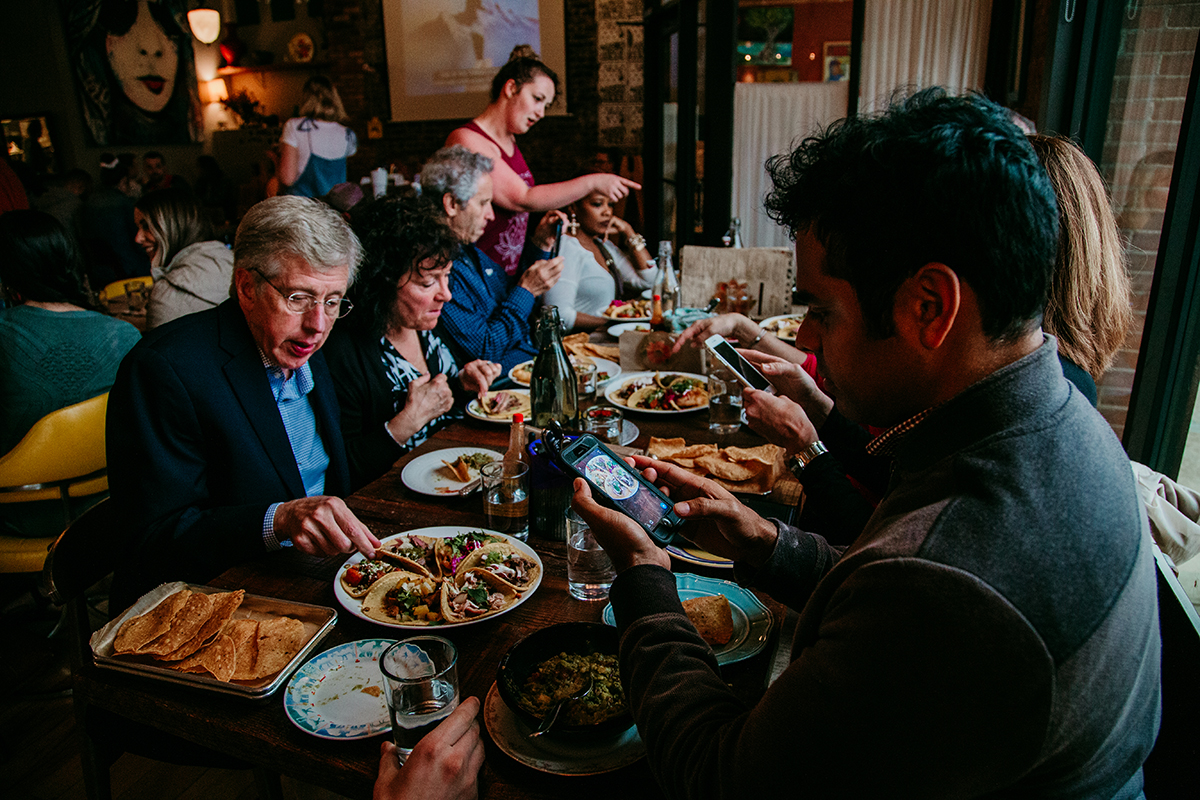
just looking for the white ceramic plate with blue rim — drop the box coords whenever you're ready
[602,573,772,666]
[284,638,396,739]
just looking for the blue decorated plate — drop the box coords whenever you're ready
[284,638,396,739]
[602,573,772,666]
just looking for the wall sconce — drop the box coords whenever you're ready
[188,8,223,44]
[199,78,229,104]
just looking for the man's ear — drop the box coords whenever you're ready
[442,192,459,219]
[233,268,257,307]
[894,262,960,350]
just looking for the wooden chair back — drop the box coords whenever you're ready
[679,246,795,318]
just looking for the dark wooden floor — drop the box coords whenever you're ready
[0,577,353,800]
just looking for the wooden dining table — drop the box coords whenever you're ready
[73,407,799,799]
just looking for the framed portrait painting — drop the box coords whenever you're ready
[63,0,202,146]
[823,41,851,83]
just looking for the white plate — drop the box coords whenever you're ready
[507,358,622,388]
[400,447,502,497]
[334,527,543,630]
[483,683,645,775]
[604,371,709,414]
[640,288,654,300]
[284,638,394,739]
[466,389,531,424]
[607,322,651,337]
[602,573,772,666]
[760,313,806,342]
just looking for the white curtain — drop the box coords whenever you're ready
[732,82,850,248]
[859,0,993,113]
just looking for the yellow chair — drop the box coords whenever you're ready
[0,393,109,573]
[98,276,153,304]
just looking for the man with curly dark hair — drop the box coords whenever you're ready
[323,191,502,489]
[572,89,1160,797]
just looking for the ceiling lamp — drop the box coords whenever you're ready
[188,8,222,44]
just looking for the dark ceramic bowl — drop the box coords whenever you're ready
[495,622,632,738]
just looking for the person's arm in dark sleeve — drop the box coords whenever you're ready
[819,405,891,497]
[795,451,877,545]
[439,254,538,370]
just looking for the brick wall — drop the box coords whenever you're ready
[1097,1,1200,439]
[321,0,629,186]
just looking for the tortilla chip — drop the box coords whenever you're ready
[723,444,781,466]
[228,619,261,681]
[113,589,192,655]
[135,591,214,656]
[156,590,245,662]
[175,632,236,682]
[563,332,590,348]
[441,457,471,482]
[696,455,766,483]
[682,595,733,645]
[249,616,307,680]
[647,437,688,457]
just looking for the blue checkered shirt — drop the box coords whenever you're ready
[259,354,331,550]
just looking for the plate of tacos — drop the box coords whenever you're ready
[335,527,543,629]
[604,371,710,414]
[760,313,806,343]
[400,447,502,497]
[601,298,652,321]
[467,389,532,424]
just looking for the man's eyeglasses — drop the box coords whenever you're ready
[253,269,353,319]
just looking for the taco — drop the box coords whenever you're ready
[457,542,540,591]
[376,533,439,578]
[435,530,502,578]
[440,568,520,623]
[361,571,443,625]
[339,558,401,599]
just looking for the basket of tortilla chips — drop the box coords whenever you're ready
[92,582,335,698]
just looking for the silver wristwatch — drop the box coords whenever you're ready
[786,441,829,477]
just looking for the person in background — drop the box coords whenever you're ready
[81,153,150,286]
[133,186,234,329]
[106,196,380,611]
[0,211,140,536]
[571,89,1159,797]
[324,192,501,489]
[193,154,236,226]
[33,169,91,246]
[279,76,357,199]
[141,151,187,194]
[1028,134,1134,405]
[421,144,565,372]
[0,144,31,215]
[541,171,657,332]
[445,45,637,276]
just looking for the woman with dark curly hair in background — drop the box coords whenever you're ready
[322,192,502,489]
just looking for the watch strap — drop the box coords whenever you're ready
[787,441,829,476]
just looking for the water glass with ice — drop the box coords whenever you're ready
[380,636,459,764]
[708,362,743,435]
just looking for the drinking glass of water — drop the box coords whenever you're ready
[567,511,617,600]
[481,460,530,541]
[707,362,743,435]
[380,637,459,763]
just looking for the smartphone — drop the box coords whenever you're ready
[548,218,564,259]
[704,334,774,392]
[546,429,683,547]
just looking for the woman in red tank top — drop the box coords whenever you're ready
[446,47,639,276]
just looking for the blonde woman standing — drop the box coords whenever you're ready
[279,76,358,198]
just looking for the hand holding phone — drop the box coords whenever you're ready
[704,334,775,392]
[544,425,682,547]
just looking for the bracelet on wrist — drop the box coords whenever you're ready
[628,233,647,252]
[747,327,765,348]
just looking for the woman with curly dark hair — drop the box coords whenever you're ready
[322,192,502,488]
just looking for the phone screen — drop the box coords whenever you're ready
[549,219,564,258]
[709,338,773,391]
[567,442,674,532]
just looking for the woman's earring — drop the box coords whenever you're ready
[566,211,580,236]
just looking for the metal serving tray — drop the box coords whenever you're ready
[91,581,337,700]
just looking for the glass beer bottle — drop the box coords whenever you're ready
[530,306,578,430]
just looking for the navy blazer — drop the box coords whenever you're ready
[107,299,350,608]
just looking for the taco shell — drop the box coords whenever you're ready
[457,542,541,591]
[361,571,441,625]
[441,568,520,623]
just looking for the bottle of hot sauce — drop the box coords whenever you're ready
[650,293,664,330]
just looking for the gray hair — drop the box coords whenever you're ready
[421,145,494,206]
[231,196,361,295]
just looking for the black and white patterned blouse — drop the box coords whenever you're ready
[379,330,462,452]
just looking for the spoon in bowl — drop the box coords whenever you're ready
[527,675,593,739]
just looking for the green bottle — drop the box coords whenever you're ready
[531,306,578,430]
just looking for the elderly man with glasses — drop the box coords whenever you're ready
[107,196,381,610]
